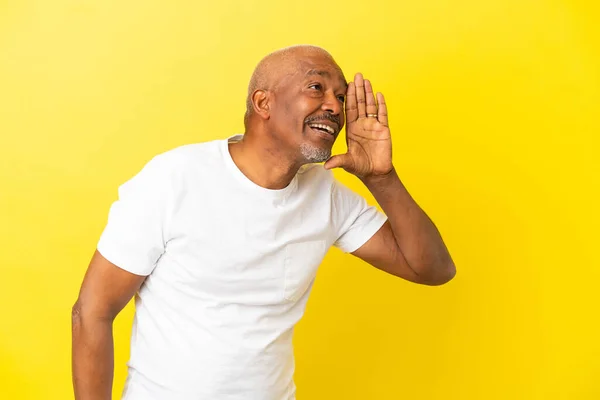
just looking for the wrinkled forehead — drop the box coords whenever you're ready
[296,57,347,89]
[273,55,347,92]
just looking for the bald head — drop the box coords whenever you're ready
[241,45,347,165]
[244,45,342,120]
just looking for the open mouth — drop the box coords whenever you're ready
[307,123,336,136]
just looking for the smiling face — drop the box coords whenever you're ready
[267,52,348,163]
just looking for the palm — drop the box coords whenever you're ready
[325,73,393,178]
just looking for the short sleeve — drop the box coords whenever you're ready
[97,154,177,276]
[332,179,388,253]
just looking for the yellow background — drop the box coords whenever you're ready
[1,0,599,399]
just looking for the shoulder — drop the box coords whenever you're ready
[155,139,222,165]
[144,138,224,176]
[117,139,225,196]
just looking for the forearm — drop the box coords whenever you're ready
[72,308,114,400]
[361,167,455,283]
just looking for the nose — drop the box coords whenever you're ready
[322,90,342,116]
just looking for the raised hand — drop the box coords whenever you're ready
[324,73,393,178]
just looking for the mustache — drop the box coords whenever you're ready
[304,113,341,127]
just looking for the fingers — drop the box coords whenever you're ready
[347,73,387,124]
[323,153,352,170]
[376,92,388,126]
[365,79,377,117]
[354,73,366,118]
[345,82,358,123]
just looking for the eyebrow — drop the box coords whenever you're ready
[306,69,348,90]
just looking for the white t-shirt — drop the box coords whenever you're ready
[97,134,387,400]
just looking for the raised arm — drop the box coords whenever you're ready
[325,73,455,285]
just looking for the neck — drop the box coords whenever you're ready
[228,131,302,190]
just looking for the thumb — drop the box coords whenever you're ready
[323,153,352,170]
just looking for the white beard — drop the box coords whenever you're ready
[300,142,331,163]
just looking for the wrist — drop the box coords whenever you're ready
[360,166,398,186]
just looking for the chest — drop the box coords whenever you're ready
[158,186,335,305]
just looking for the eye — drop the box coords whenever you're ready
[337,95,345,103]
[309,83,322,91]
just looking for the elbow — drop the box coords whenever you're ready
[71,299,114,329]
[420,259,456,286]
[71,300,86,330]
[71,301,83,338]
[434,263,456,285]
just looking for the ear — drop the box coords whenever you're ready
[251,90,270,120]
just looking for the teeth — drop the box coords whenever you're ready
[309,124,335,134]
